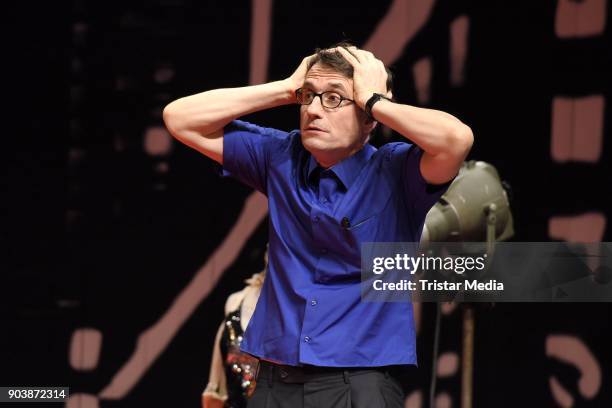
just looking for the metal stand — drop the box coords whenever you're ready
[461,305,474,408]
[461,203,498,408]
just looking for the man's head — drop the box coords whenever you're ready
[304,42,393,93]
[298,43,393,168]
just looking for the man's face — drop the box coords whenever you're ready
[299,63,371,162]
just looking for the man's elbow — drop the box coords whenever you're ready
[162,102,178,136]
[162,101,184,139]
[451,123,474,156]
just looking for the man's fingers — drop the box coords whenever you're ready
[347,47,376,61]
[337,46,360,65]
[360,50,375,60]
[348,47,372,63]
[299,54,314,69]
[336,46,380,64]
[305,53,317,63]
[320,48,336,58]
[342,46,361,62]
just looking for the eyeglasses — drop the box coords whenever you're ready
[295,87,354,109]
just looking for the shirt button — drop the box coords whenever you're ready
[311,299,317,306]
[304,336,311,343]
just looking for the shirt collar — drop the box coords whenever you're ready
[306,144,376,190]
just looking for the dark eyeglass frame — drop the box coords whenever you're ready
[295,87,354,109]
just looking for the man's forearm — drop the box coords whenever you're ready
[369,99,473,184]
[370,100,473,157]
[162,54,311,164]
[163,79,294,141]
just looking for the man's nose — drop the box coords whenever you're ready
[306,96,325,116]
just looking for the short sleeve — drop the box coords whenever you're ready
[221,120,289,194]
[401,144,454,219]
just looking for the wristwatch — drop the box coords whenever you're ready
[364,93,392,120]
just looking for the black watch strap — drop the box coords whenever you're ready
[364,93,391,120]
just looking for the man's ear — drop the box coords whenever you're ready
[365,117,378,134]
[359,109,377,138]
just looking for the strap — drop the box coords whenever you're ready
[364,93,391,120]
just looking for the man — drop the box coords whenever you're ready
[164,43,473,408]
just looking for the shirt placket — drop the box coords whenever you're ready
[312,170,338,259]
[318,170,336,209]
[301,170,340,362]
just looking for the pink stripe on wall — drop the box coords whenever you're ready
[548,212,606,242]
[249,0,273,85]
[450,15,469,87]
[549,376,574,408]
[69,328,102,371]
[413,57,432,105]
[547,334,602,402]
[551,95,604,163]
[363,0,436,66]
[555,0,607,38]
[437,352,459,378]
[67,393,99,408]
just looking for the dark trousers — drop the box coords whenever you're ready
[247,360,405,408]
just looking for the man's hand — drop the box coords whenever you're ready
[334,46,471,186]
[284,54,315,103]
[336,46,390,110]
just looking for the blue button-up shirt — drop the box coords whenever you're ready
[221,120,451,367]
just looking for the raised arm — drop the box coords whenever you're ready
[336,46,473,185]
[162,56,313,164]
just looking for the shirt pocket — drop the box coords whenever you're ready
[335,212,381,278]
[343,212,379,244]
[313,213,379,284]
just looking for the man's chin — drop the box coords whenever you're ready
[301,135,330,152]
[302,141,347,164]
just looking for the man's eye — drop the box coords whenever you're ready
[324,93,341,104]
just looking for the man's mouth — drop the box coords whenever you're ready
[305,125,327,133]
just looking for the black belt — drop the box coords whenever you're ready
[256,359,395,384]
